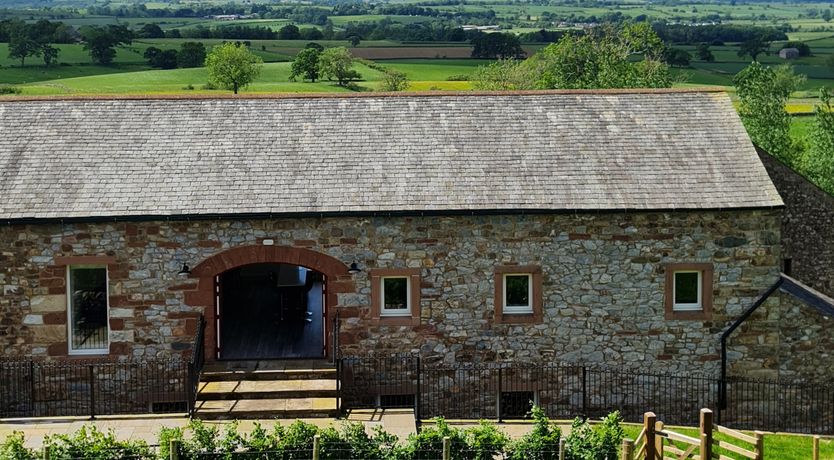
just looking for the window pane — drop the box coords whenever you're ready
[674,272,700,305]
[70,267,108,350]
[383,277,408,311]
[505,275,530,307]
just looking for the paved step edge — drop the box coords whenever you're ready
[197,390,338,401]
[194,409,339,420]
[200,370,336,382]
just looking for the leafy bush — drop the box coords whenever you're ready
[507,405,561,460]
[0,431,37,460]
[446,74,470,81]
[43,425,153,460]
[565,411,624,460]
[1,407,625,460]
[466,420,509,460]
[404,418,468,459]
[0,85,22,95]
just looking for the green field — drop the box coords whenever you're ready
[622,424,834,460]
[8,58,488,95]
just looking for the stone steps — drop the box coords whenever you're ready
[197,379,337,400]
[194,398,339,420]
[193,360,339,419]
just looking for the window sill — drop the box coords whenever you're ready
[665,310,711,321]
[372,316,420,326]
[497,313,542,325]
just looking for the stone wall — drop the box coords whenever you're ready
[759,149,834,297]
[0,210,796,379]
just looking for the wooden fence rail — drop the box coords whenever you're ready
[622,409,763,460]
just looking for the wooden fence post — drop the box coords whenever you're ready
[559,437,566,460]
[313,434,321,460]
[42,445,50,460]
[753,431,765,460]
[813,435,820,460]
[442,436,451,460]
[621,438,634,460]
[654,421,664,459]
[644,412,657,460]
[169,439,180,460]
[699,408,713,460]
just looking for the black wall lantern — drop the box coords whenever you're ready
[347,262,361,274]
[177,263,191,277]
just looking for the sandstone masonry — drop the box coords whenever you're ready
[2,210,814,379]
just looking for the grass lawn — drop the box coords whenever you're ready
[6,58,488,95]
[14,61,390,95]
[621,424,834,460]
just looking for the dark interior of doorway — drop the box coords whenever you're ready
[219,263,324,360]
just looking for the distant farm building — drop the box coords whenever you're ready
[779,48,800,59]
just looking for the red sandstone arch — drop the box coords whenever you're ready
[184,245,354,361]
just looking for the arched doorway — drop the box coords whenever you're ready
[185,245,353,361]
[219,263,325,359]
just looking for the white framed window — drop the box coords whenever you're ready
[672,270,702,311]
[503,273,533,314]
[381,276,411,317]
[67,265,110,355]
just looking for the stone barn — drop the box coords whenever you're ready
[0,90,832,421]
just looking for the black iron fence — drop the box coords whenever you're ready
[0,316,206,420]
[338,354,834,434]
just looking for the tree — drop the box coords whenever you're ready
[205,42,263,94]
[290,47,321,82]
[824,8,833,22]
[348,35,361,47]
[804,87,834,194]
[137,23,165,39]
[471,32,524,59]
[41,44,59,67]
[79,25,133,65]
[144,47,178,69]
[306,42,324,52]
[734,62,804,165]
[663,47,691,68]
[177,42,206,68]
[695,43,715,62]
[278,24,300,40]
[380,70,409,91]
[299,27,323,41]
[317,47,361,86]
[473,23,671,91]
[737,37,769,62]
[8,22,40,67]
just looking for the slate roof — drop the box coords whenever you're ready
[0,90,783,221]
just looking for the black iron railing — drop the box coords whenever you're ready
[186,315,206,417]
[337,355,834,435]
[0,315,206,420]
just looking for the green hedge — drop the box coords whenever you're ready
[0,407,625,460]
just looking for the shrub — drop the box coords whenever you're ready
[507,405,561,460]
[0,431,37,460]
[564,411,624,460]
[446,74,470,81]
[404,418,469,460]
[466,420,510,460]
[0,85,22,95]
[43,425,153,460]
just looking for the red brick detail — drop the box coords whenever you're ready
[54,255,117,266]
[197,240,222,248]
[187,245,352,361]
[43,312,67,325]
[110,318,125,330]
[569,233,591,240]
[47,342,68,357]
[110,342,130,356]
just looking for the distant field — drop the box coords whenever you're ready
[10,58,489,95]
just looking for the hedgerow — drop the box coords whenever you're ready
[0,407,625,460]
